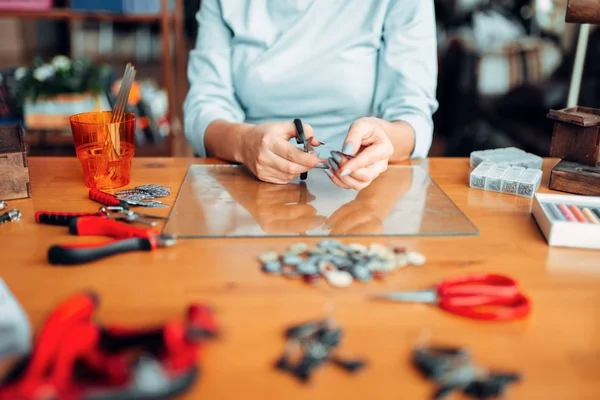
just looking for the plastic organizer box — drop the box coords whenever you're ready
[470,161,543,198]
[470,147,542,169]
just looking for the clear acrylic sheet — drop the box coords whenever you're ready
[162,165,479,238]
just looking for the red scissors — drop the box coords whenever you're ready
[371,273,530,321]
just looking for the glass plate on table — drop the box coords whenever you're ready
[161,165,479,238]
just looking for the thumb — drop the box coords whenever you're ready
[341,120,375,156]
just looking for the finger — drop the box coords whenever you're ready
[338,143,392,177]
[277,121,313,141]
[342,119,381,155]
[336,170,370,191]
[271,141,327,170]
[348,160,388,183]
[324,169,352,189]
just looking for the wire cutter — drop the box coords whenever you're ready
[371,273,531,321]
[294,118,315,180]
[36,207,165,227]
[89,188,168,226]
[46,216,176,266]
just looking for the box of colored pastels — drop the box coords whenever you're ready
[532,193,600,250]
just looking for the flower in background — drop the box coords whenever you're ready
[14,67,27,81]
[33,64,55,82]
[51,55,71,72]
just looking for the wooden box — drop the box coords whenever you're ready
[547,106,600,167]
[549,160,600,196]
[0,123,32,200]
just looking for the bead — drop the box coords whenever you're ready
[317,239,343,249]
[395,253,409,268]
[373,271,387,280]
[331,256,352,269]
[347,243,368,254]
[392,246,406,254]
[259,252,280,263]
[282,265,299,278]
[351,266,372,282]
[303,274,321,285]
[331,248,348,257]
[368,243,390,258]
[262,261,283,274]
[283,254,304,265]
[407,252,426,266]
[308,246,326,255]
[366,259,383,271]
[326,271,353,288]
[289,242,309,254]
[318,260,337,274]
[297,261,319,275]
[380,257,397,272]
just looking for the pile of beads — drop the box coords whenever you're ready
[259,239,426,288]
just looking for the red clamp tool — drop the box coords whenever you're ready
[35,189,168,228]
[46,216,176,266]
[0,292,218,400]
[89,189,169,226]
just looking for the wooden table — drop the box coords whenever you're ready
[1,157,600,399]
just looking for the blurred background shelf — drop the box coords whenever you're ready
[0,0,193,157]
[0,8,173,22]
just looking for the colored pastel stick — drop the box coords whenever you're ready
[543,203,564,221]
[582,208,599,224]
[569,205,588,223]
[548,203,566,221]
[594,208,600,220]
[558,204,576,222]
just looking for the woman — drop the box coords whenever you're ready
[183,0,438,191]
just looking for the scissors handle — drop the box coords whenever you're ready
[439,293,531,321]
[438,273,521,298]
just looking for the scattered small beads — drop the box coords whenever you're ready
[259,240,426,287]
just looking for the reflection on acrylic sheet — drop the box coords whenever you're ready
[162,165,479,238]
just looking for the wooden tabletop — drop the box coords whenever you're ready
[1,157,600,399]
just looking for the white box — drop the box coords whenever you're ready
[532,193,600,250]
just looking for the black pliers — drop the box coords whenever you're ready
[294,118,314,181]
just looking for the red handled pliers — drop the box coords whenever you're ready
[0,292,218,400]
[40,215,176,266]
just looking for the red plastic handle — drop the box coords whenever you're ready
[439,293,531,321]
[70,216,159,239]
[36,211,104,226]
[89,188,128,209]
[437,273,521,298]
[21,293,97,378]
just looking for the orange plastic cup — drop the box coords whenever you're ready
[69,111,136,189]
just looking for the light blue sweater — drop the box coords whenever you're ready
[183,0,439,158]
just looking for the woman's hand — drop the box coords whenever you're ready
[327,117,394,190]
[239,121,328,184]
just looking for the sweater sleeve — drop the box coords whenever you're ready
[183,0,245,157]
[373,0,439,159]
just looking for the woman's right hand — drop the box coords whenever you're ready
[239,121,328,184]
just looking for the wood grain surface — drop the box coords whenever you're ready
[566,0,600,24]
[1,157,600,400]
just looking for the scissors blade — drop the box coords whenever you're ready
[371,289,437,304]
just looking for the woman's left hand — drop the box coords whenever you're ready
[327,117,394,190]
